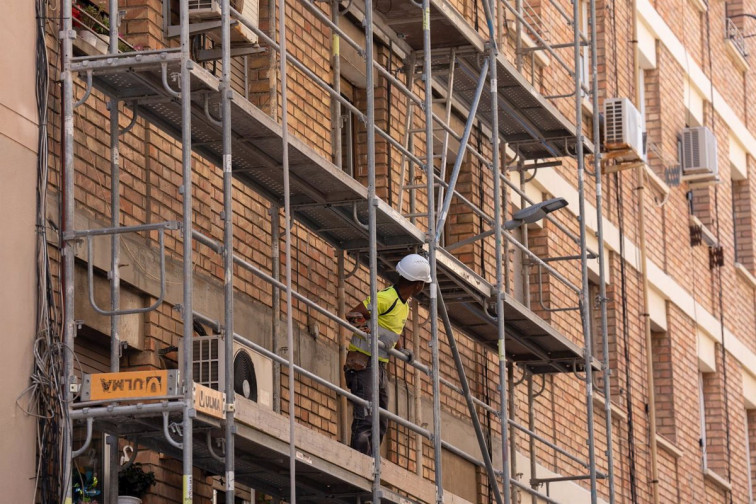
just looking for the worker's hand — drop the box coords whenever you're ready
[347,311,367,330]
[399,349,414,363]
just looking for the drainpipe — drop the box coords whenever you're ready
[268,0,277,116]
[637,167,659,504]
[271,206,281,413]
[338,251,348,444]
[632,1,659,501]
[331,0,342,168]
[412,300,423,476]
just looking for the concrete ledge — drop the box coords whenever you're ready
[704,468,732,492]
[735,262,756,289]
[656,434,684,459]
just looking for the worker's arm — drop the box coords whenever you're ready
[346,302,370,329]
[349,302,370,319]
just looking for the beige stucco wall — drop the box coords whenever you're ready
[0,0,39,499]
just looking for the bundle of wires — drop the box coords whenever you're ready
[14,0,68,501]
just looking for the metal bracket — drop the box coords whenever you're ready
[206,431,226,462]
[161,62,181,98]
[72,417,94,458]
[74,70,94,109]
[82,222,176,316]
[709,246,724,269]
[164,412,183,449]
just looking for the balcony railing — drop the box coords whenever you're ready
[726,17,748,58]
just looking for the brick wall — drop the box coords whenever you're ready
[41,0,756,502]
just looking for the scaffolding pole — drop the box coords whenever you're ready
[573,0,598,499]
[221,0,236,500]
[179,0,195,494]
[590,0,615,498]
[61,0,75,498]
[276,0,298,498]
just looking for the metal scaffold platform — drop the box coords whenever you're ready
[74,396,435,504]
[58,0,614,500]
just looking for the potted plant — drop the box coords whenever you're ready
[72,468,101,503]
[118,462,156,504]
[73,4,104,51]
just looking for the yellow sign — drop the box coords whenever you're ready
[193,383,226,419]
[87,370,170,400]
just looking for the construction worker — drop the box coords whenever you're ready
[344,253,431,455]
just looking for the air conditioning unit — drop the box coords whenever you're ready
[181,335,273,409]
[604,97,645,163]
[681,126,718,182]
[188,0,259,44]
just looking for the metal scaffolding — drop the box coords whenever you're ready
[58,0,613,502]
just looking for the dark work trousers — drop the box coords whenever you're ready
[344,362,388,456]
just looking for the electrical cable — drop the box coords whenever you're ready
[704,7,733,500]
[615,173,639,503]
[23,0,68,501]
[607,2,639,500]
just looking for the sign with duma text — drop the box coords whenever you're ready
[193,383,226,419]
[83,370,177,401]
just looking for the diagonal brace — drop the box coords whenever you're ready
[438,293,503,504]
[435,58,490,242]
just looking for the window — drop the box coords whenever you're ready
[579,0,590,89]
[700,370,729,476]
[732,177,754,271]
[652,330,677,441]
[744,409,756,502]
[589,278,619,397]
[683,79,705,128]
[730,138,753,271]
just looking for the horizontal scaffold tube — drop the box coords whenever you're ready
[70,400,186,419]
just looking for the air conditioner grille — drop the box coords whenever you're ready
[188,0,215,10]
[681,126,718,179]
[234,351,258,401]
[193,339,220,389]
[605,100,623,145]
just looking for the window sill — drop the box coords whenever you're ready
[688,0,707,12]
[593,392,628,421]
[689,215,719,248]
[643,163,670,201]
[704,468,732,492]
[656,434,683,458]
[736,262,756,288]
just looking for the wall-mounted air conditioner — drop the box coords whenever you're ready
[180,335,273,409]
[188,0,259,44]
[604,97,645,163]
[681,126,718,183]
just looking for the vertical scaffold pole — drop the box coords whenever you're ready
[221,0,235,501]
[420,1,442,502]
[277,0,297,497]
[491,52,511,504]
[331,0,342,169]
[108,98,121,503]
[573,0,598,500]
[364,0,382,500]
[590,0,614,499]
[480,0,510,499]
[108,0,118,53]
[108,100,121,373]
[179,0,195,496]
[61,0,75,498]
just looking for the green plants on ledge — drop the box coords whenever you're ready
[118,462,156,504]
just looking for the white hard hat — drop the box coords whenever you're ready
[396,254,431,283]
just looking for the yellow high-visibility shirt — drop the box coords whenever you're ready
[348,286,408,361]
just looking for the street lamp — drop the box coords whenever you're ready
[503,197,568,230]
